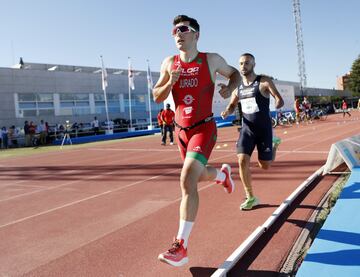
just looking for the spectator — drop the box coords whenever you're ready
[1,127,8,149]
[92,116,100,135]
[8,126,19,148]
[45,122,50,143]
[24,120,31,147]
[109,119,114,131]
[161,104,175,145]
[37,120,47,145]
[106,119,114,130]
[28,121,36,146]
[72,122,79,137]
[58,124,65,139]
[157,108,164,136]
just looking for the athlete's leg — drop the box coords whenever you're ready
[185,120,227,185]
[258,160,271,170]
[161,125,167,145]
[179,157,204,222]
[198,165,217,181]
[238,153,253,198]
[169,125,174,144]
[158,157,203,266]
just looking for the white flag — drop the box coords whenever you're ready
[128,57,135,90]
[146,61,154,90]
[100,56,108,91]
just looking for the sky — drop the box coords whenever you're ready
[0,0,359,89]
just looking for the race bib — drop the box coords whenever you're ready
[240,97,259,114]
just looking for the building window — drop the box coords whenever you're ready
[124,94,146,112]
[17,93,54,117]
[59,93,90,115]
[94,93,120,114]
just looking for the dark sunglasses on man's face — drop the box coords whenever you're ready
[172,25,197,36]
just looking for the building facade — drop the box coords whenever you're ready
[0,63,163,128]
[0,63,351,128]
[336,72,351,90]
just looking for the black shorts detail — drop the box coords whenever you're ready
[236,122,273,161]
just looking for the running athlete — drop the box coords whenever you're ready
[153,15,241,266]
[221,53,284,210]
[341,99,351,117]
[294,97,301,125]
[302,96,312,123]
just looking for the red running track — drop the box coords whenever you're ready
[0,111,359,277]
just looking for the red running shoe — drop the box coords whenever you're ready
[158,238,188,267]
[217,164,235,193]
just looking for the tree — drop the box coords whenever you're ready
[348,55,360,96]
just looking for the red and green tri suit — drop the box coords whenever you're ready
[171,52,217,165]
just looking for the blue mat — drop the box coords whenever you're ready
[297,168,360,276]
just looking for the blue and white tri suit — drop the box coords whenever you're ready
[236,75,273,161]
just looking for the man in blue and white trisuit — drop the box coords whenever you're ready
[221,53,284,210]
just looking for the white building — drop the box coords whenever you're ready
[0,62,350,128]
[0,62,162,128]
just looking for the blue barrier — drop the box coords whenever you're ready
[297,167,360,276]
[53,117,238,145]
[53,129,160,145]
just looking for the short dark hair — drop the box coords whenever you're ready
[173,15,200,32]
[241,53,255,61]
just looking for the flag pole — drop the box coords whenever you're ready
[128,57,133,130]
[147,59,153,129]
[100,55,110,133]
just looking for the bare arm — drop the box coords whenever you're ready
[261,76,284,109]
[207,53,241,99]
[220,89,239,119]
[152,56,181,103]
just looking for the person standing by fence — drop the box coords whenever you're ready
[157,108,164,137]
[161,104,175,145]
[92,117,100,135]
[1,127,8,149]
[24,121,31,147]
[29,122,36,146]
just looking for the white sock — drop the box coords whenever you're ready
[176,220,194,248]
[215,169,226,182]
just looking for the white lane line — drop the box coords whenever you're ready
[88,148,179,152]
[88,148,329,154]
[0,148,167,188]
[279,150,328,154]
[0,155,178,203]
[0,190,111,229]
[0,152,235,229]
[2,121,360,229]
